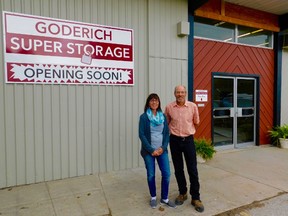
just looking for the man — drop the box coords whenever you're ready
[165,85,204,213]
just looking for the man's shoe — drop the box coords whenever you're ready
[150,199,157,209]
[175,193,188,205]
[191,199,204,212]
[160,199,176,208]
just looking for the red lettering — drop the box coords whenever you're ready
[62,25,72,36]
[35,22,114,42]
[35,21,47,33]
[48,23,60,35]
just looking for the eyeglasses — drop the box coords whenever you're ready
[150,99,159,103]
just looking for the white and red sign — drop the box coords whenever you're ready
[195,89,208,102]
[3,11,134,85]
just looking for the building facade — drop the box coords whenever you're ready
[0,0,287,188]
[0,0,189,189]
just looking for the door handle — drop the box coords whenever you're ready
[237,108,243,117]
[230,108,234,117]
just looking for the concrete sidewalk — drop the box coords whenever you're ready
[1,146,288,216]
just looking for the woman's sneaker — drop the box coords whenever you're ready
[160,199,176,208]
[150,199,157,209]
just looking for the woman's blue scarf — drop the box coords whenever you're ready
[146,108,164,127]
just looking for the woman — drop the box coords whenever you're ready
[139,93,176,209]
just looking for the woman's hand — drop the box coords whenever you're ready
[152,150,159,156]
[156,147,163,155]
[152,148,163,156]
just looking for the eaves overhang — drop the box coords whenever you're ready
[189,0,209,12]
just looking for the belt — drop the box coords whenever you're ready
[170,134,193,141]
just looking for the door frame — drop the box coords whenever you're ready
[212,72,260,149]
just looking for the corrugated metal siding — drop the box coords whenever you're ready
[194,39,274,145]
[0,0,188,188]
[0,0,148,188]
[148,0,188,104]
[281,50,288,125]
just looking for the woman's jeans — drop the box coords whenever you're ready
[143,152,171,199]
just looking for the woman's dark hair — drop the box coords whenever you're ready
[144,93,162,112]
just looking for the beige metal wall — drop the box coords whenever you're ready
[281,50,288,125]
[0,0,188,188]
[148,0,188,103]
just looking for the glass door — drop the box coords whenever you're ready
[213,76,256,149]
[236,78,255,147]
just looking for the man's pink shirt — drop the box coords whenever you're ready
[165,101,200,137]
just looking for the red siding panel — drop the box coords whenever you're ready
[194,39,274,145]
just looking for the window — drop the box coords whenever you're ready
[237,26,273,48]
[194,17,235,42]
[194,17,273,48]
